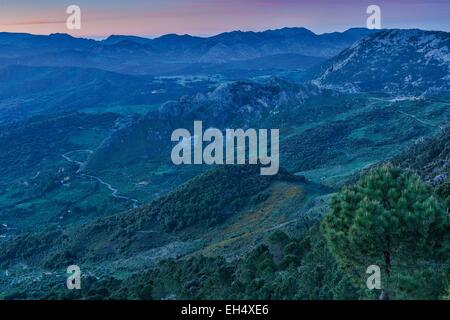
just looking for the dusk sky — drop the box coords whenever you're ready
[0,0,449,38]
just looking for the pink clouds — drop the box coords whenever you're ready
[0,0,448,38]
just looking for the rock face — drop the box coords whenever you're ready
[310,29,450,95]
[157,78,322,120]
[433,174,448,186]
[86,78,320,171]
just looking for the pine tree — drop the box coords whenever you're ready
[322,164,450,299]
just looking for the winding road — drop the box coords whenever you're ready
[62,150,140,208]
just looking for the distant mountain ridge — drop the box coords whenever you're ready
[0,27,379,75]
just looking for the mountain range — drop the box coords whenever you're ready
[0,28,378,75]
[0,27,449,300]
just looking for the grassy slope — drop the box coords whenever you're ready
[0,112,138,231]
[0,165,327,284]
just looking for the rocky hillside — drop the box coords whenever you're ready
[310,29,450,95]
[394,126,450,184]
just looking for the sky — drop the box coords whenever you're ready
[0,0,449,38]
